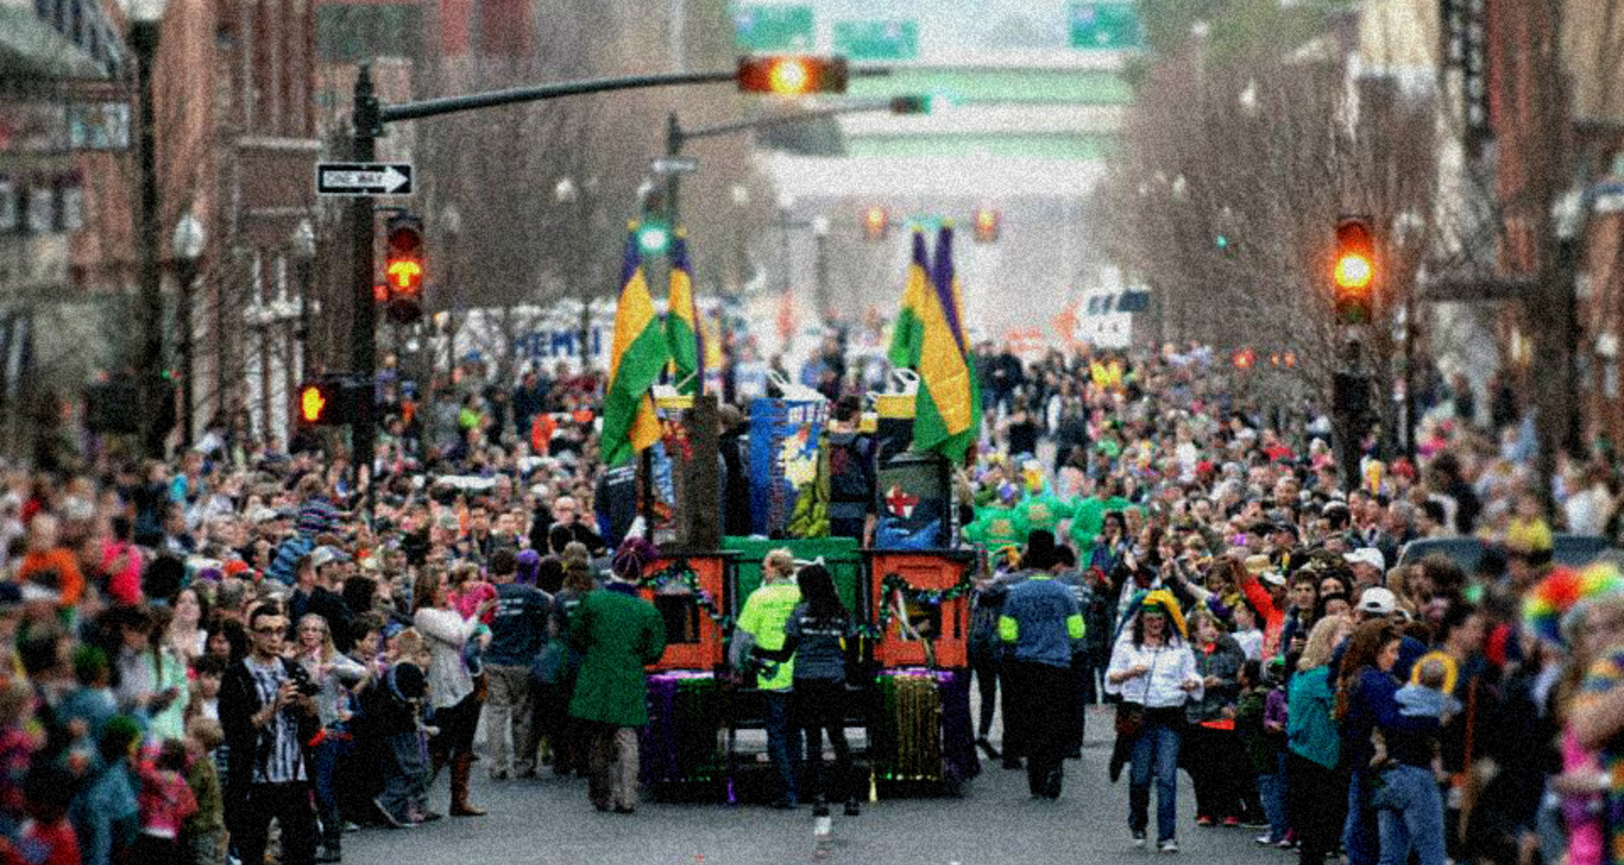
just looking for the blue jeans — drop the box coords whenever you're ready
[377,730,428,822]
[1128,715,1182,843]
[1259,751,1289,841]
[1373,764,1446,865]
[763,690,800,803]
[310,733,353,842]
[1344,769,1381,865]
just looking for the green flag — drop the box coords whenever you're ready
[887,230,929,369]
[601,223,670,466]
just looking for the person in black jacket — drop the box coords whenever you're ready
[219,604,322,865]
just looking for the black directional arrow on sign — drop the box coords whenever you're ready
[316,162,414,196]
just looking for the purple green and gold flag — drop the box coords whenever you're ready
[913,225,976,462]
[602,222,669,466]
[665,230,702,395]
[887,230,929,369]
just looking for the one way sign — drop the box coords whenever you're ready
[316,163,414,196]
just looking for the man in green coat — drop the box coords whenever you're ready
[568,551,667,814]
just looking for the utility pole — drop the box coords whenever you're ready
[351,65,380,489]
[131,16,165,458]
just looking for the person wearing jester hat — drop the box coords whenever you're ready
[1527,563,1624,865]
[1106,589,1204,854]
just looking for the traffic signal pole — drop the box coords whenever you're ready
[343,63,892,495]
[351,67,381,500]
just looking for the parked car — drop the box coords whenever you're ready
[1396,534,1616,573]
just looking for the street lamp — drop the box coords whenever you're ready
[292,218,316,381]
[172,211,204,447]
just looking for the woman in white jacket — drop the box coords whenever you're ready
[1106,590,1204,854]
[412,570,497,818]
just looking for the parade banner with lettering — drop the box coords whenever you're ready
[748,397,828,537]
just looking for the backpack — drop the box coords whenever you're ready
[827,432,874,505]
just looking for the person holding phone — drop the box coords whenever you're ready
[412,570,499,818]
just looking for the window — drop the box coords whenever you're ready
[0,180,16,234]
[25,184,54,234]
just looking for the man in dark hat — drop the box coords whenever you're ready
[998,530,1085,799]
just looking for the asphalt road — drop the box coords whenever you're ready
[342,705,1290,865]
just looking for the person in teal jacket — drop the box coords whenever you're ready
[1286,614,1350,865]
[567,539,667,814]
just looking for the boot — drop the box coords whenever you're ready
[449,753,487,817]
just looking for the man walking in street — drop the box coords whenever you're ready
[483,547,552,779]
[219,603,322,864]
[999,530,1085,800]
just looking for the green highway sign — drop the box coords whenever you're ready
[733,5,815,52]
[1068,2,1142,50]
[832,20,918,61]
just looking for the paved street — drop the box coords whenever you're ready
[345,705,1288,865]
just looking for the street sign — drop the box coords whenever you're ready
[316,162,414,196]
[832,20,918,61]
[651,156,699,175]
[733,4,815,52]
[1068,2,1142,50]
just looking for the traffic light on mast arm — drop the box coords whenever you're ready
[383,213,425,325]
[973,207,1000,243]
[1332,216,1376,326]
[737,55,850,95]
[862,206,889,242]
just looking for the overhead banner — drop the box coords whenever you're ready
[748,397,827,536]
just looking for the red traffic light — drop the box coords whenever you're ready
[973,207,1000,243]
[383,214,425,324]
[737,55,850,95]
[862,206,889,241]
[1332,216,1376,325]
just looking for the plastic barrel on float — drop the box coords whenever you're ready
[638,553,733,796]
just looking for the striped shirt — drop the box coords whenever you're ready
[244,658,306,784]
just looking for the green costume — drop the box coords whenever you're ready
[1067,494,1133,550]
[1018,492,1074,537]
[567,586,667,727]
[963,505,1029,556]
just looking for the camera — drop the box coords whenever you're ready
[287,662,321,698]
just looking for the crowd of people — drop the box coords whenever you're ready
[0,336,1619,865]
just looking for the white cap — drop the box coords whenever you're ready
[1344,548,1386,571]
[1356,587,1398,616]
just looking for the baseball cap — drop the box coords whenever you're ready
[1355,587,1398,616]
[310,546,347,569]
[1344,548,1386,571]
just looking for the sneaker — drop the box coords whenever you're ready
[1159,840,1180,854]
[342,822,362,834]
[1132,831,1147,849]
[1255,834,1275,846]
[1223,816,1242,828]
[1195,815,1215,827]
[372,798,406,830]
[1276,839,1295,850]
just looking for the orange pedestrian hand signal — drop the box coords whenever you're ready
[300,386,326,423]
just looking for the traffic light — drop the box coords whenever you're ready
[296,375,362,426]
[1232,348,1256,370]
[737,55,850,95]
[889,94,933,115]
[862,206,889,242]
[383,213,424,325]
[1332,216,1376,325]
[973,207,1000,243]
[637,220,672,256]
